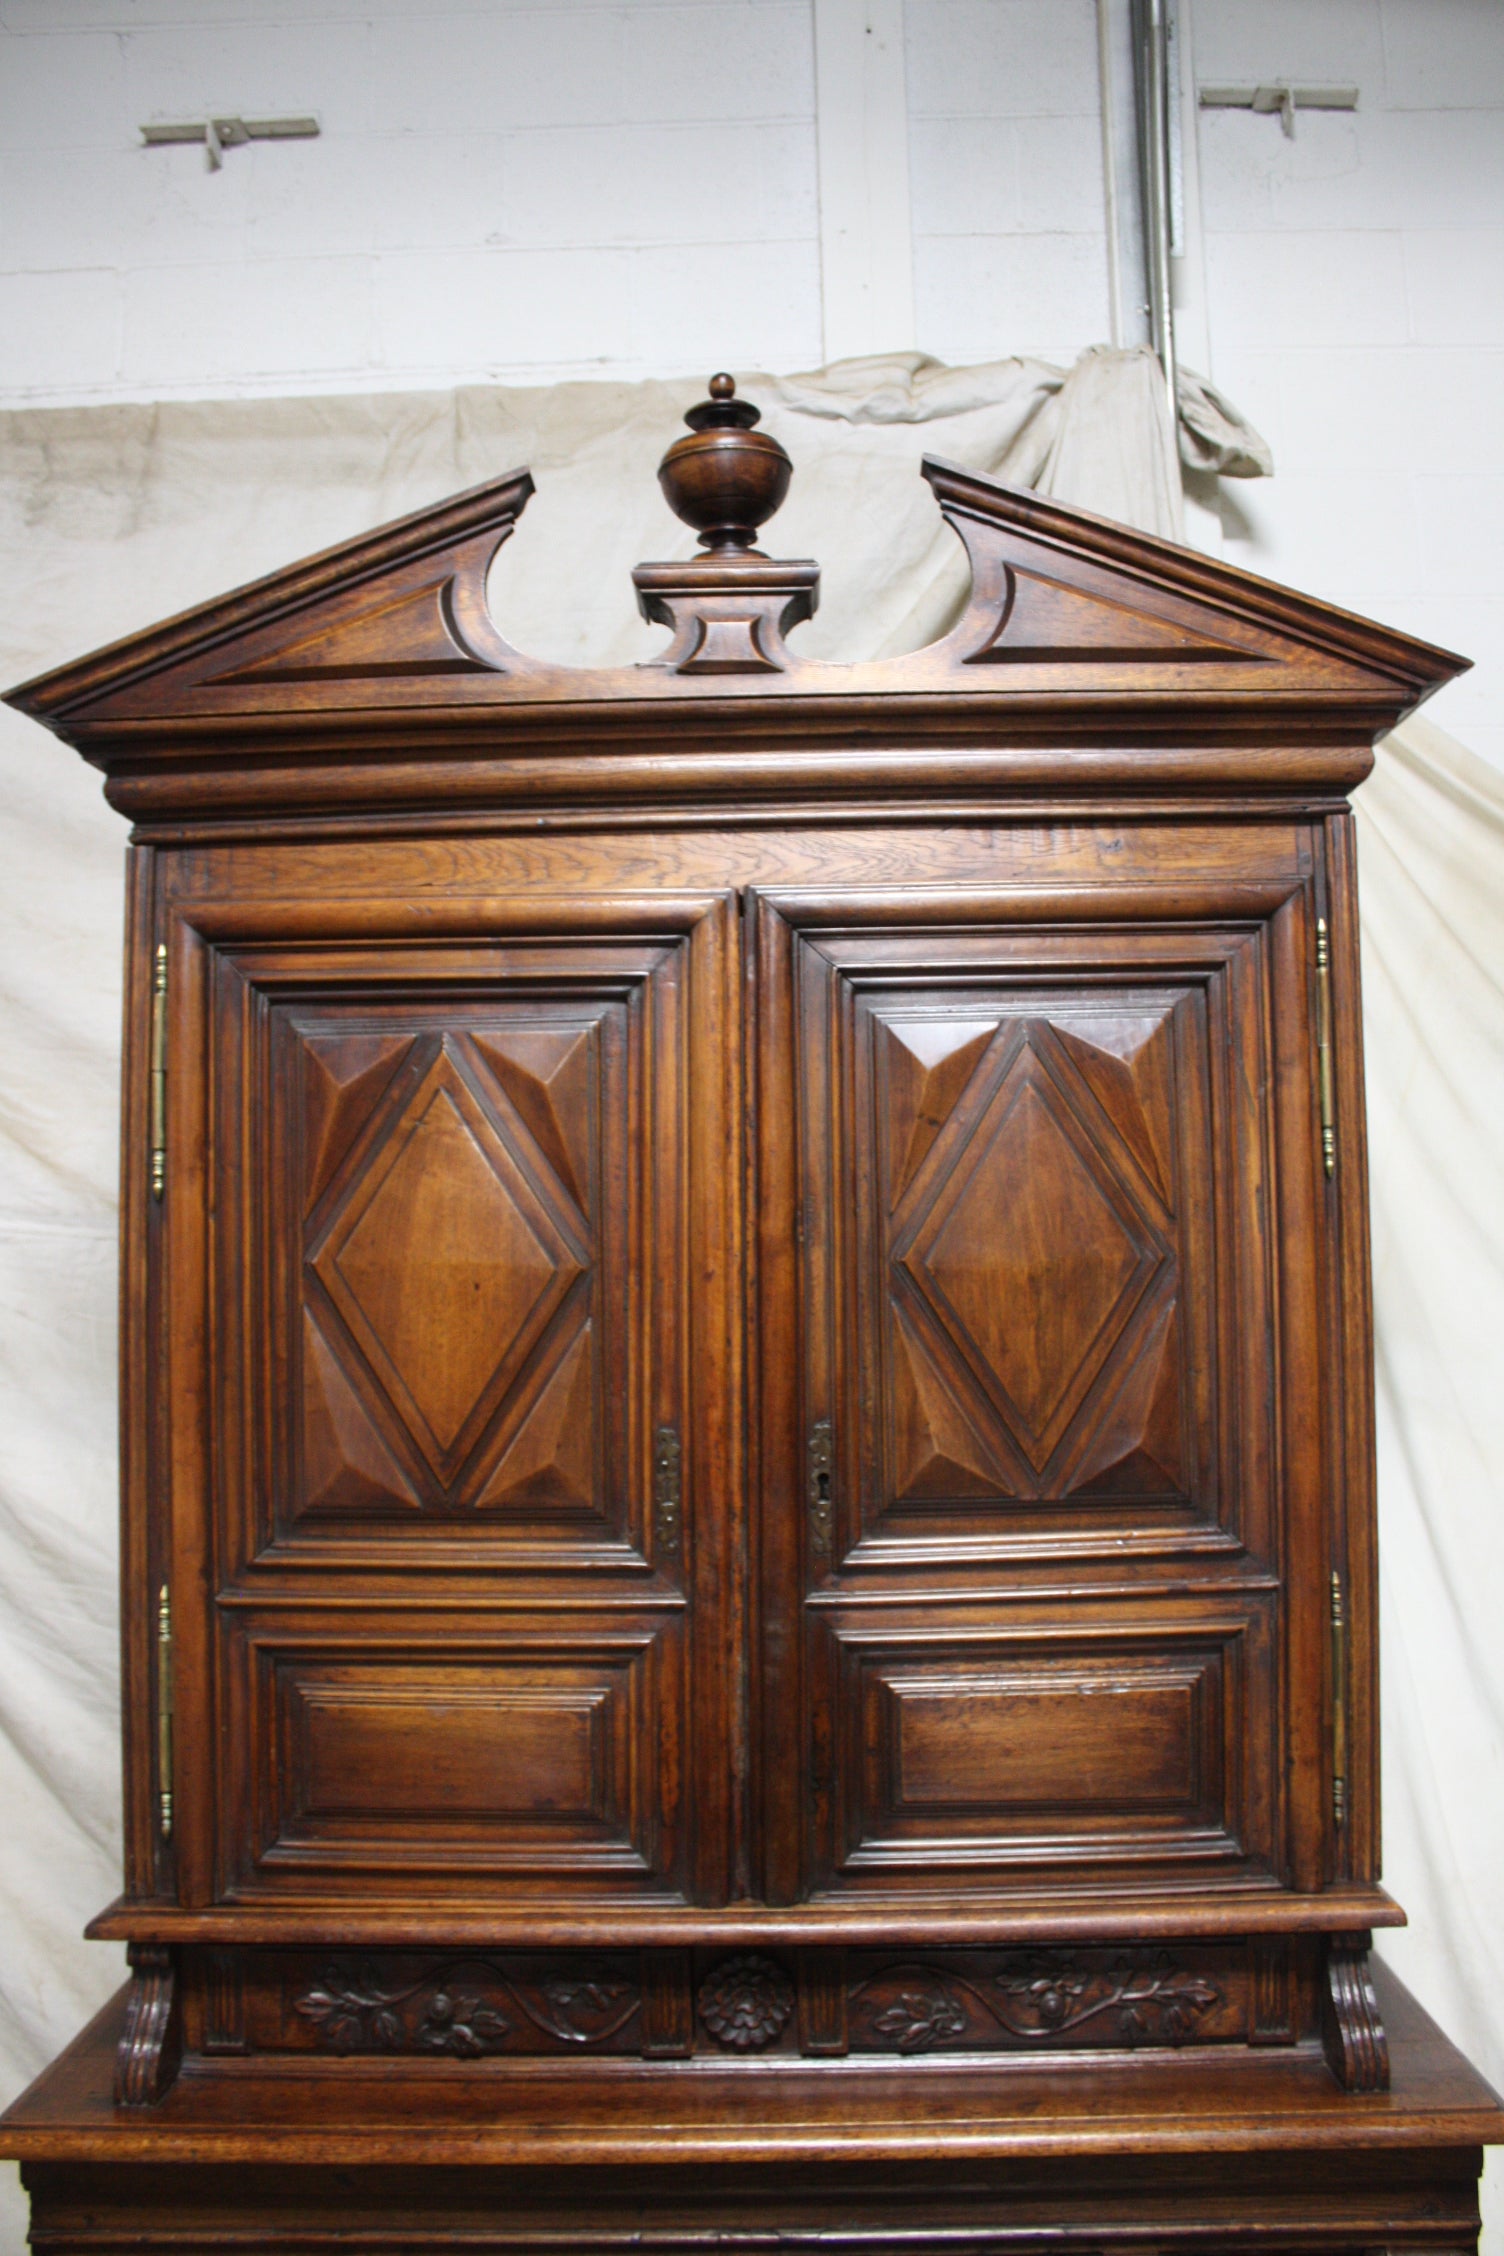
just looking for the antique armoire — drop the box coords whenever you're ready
[3,377,1500,2252]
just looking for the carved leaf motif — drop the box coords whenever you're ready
[995,1951,1221,2044]
[852,1953,1223,2056]
[994,1961,1095,2034]
[417,1990,512,2057]
[526,1973,638,2044]
[1116,1966,1222,2045]
[294,1963,410,2054]
[293,1958,640,2058]
[869,1982,971,2053]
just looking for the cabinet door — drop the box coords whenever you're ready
[754,877,1321,1905]
[160,892,736,1910]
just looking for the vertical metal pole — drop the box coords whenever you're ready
[1097,0,1126,346]
[1133,0,1178,424]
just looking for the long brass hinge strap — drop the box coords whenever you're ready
[1315,915,1336,1179]
[1330,1568,1348,1829]
[148,942,168,1200]
[156,1581,174,1842]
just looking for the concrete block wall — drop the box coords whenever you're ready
[906,0,1110,363]
[0,0,1121,401]
[0,0,1498,750]
[1184,0,1504,765]
[0,0,827,396]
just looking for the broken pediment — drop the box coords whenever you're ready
[7,377,1467,774]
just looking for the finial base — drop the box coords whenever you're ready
[633,558,819,675]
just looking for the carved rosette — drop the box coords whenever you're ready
[697,1954,795,2052]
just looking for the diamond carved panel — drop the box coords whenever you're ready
[310,1044,584,1488]
[896,1033,1172,1479]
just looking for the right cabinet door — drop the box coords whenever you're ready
[756,871,1325,1906]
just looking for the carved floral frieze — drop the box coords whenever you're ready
[203,1942,1256,2064]
[849,1951,1224,2055]
[293,1958,640,2056]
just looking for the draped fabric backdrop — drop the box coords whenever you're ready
[0,350,1498,2250]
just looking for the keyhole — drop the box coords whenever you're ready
[815,1471,830,1503]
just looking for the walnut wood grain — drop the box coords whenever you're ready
[1,390,1493,2238]
[6,1964,1500,2165]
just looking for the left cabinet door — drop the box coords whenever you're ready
[154,890,735,1913]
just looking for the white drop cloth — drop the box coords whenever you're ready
[0,348,1497,2249]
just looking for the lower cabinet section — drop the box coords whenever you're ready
[21,2153,1491,2256]
[9,1961,1496,2256]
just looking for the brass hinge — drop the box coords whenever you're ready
[808,1419,834,1556]
[156,1581,174,1841]
[148,942,168,1199]
[1315,916,1336,1179]
[653,1425,682,1556]
[1330,1568,1347,1829]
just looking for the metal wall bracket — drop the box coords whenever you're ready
[140,116,320,172]
[1199,84,1358,139]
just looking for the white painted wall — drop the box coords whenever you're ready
[0,1,1498,718]
[1180,0,1504,766]
[0,0,1496,752]
[0,0,1126,404]
[906,0,1112,362]
[0,0,826,395]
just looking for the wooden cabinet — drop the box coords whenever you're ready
[3,382,1499,2250]
[756,878,1299,1907]
[175,896,730,1909]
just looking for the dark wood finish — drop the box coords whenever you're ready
[7,1961,1500,2162]
[9,1968,1503,2250]
[3,378,1494,2241]
[113,1947,178,2108]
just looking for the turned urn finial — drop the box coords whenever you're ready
[656,373,793,555]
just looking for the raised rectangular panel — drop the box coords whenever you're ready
[789,915,1279,1567]
[224,1614,685,1898]
[810,1599,1275,1891]
[292,1672,606,1824]
[200,926,689,1573]
[890,1666,1201,1813]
